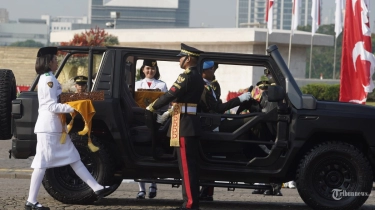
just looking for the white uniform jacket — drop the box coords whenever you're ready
[32,71,80,169]
[34,72,74,133]
[135,78,168,92]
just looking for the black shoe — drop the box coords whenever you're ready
[148,186,157,199]
[273,189,283,196]
[95,185,116,201]
[170,208,200,210]
[136,191,146,199]
[264,189,272,195]
[264,189,283,196]
[25,201,50,210]
[199,195,213,201]
[252,189,265,194]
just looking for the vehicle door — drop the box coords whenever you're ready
[196,52,290,179]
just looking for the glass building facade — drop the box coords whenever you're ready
[237,0,313,30]
[89,0,189,29]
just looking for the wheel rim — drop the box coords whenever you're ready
[54,146,99,191]
[313,157,356,200]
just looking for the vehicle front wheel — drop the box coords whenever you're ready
[296,141,372,210]
[42,133,120,204]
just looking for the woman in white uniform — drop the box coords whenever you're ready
[25,47,115,210]
[135,59,167,199]
[135,59,167,92]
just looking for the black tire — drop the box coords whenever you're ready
[42,133,121,204]
[0,69,16,140]
[296,141,373,210]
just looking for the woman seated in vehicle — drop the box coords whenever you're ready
[134,59,167,199]
[135,59,167,92]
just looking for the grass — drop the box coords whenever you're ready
[366,101,375,106]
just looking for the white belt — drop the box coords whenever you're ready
[180,106,197,114]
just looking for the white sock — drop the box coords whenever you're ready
[138,182,146,192]
[70,161,103,192]
[27,168,46,205]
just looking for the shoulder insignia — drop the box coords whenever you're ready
[211,85,217,91]
[173,83,181,89]
[45,72,50,76]
[47,82,53,88]
[212,79,217,83]
[176,75,185,83]
[183,69,191,74]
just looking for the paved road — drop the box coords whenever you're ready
[1,140,375,210]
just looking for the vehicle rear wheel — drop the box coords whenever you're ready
[0,69,16,140]
[296,141,372,210]
[42,133,120,204]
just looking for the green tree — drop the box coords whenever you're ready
[10,40,44,48]
[297,25,311,32]
[60,27,119,47]
[104,35,119,46]
[299,24,342,79]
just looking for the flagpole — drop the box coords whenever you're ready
[288,16,294,68]
[265,30,269,55]
[333,36,338,79]
[309,35,314,78]
[288,33,292,68]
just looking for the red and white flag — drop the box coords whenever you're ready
[340,0,375,104]
[311,0,320,36]
[265,0,274,34]
[335,0,343,38]
[291,0,301,35]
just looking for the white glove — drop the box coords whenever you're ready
[157,111,170,124]
[238,92,251,102]
[146,105,154,112]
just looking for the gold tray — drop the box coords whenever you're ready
[136,88,161,92]
[60,91,105,103]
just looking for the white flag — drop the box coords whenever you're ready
[265,0,274,34]
[292,0,301,35]
[335,0,343,38]
[311,0,321,36]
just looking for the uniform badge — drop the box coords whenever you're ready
[173,83,181,89]
[47,82,53,88]
[204,85,210,90]
[176,75,185,83]
[170,87,176,92]
[183,69,191,74]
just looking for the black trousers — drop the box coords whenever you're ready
[176,136,200,209]
[200,185,214,196]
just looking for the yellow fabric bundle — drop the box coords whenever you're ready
[59,99,99,152]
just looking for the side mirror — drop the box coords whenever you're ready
[268,85,285,102]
